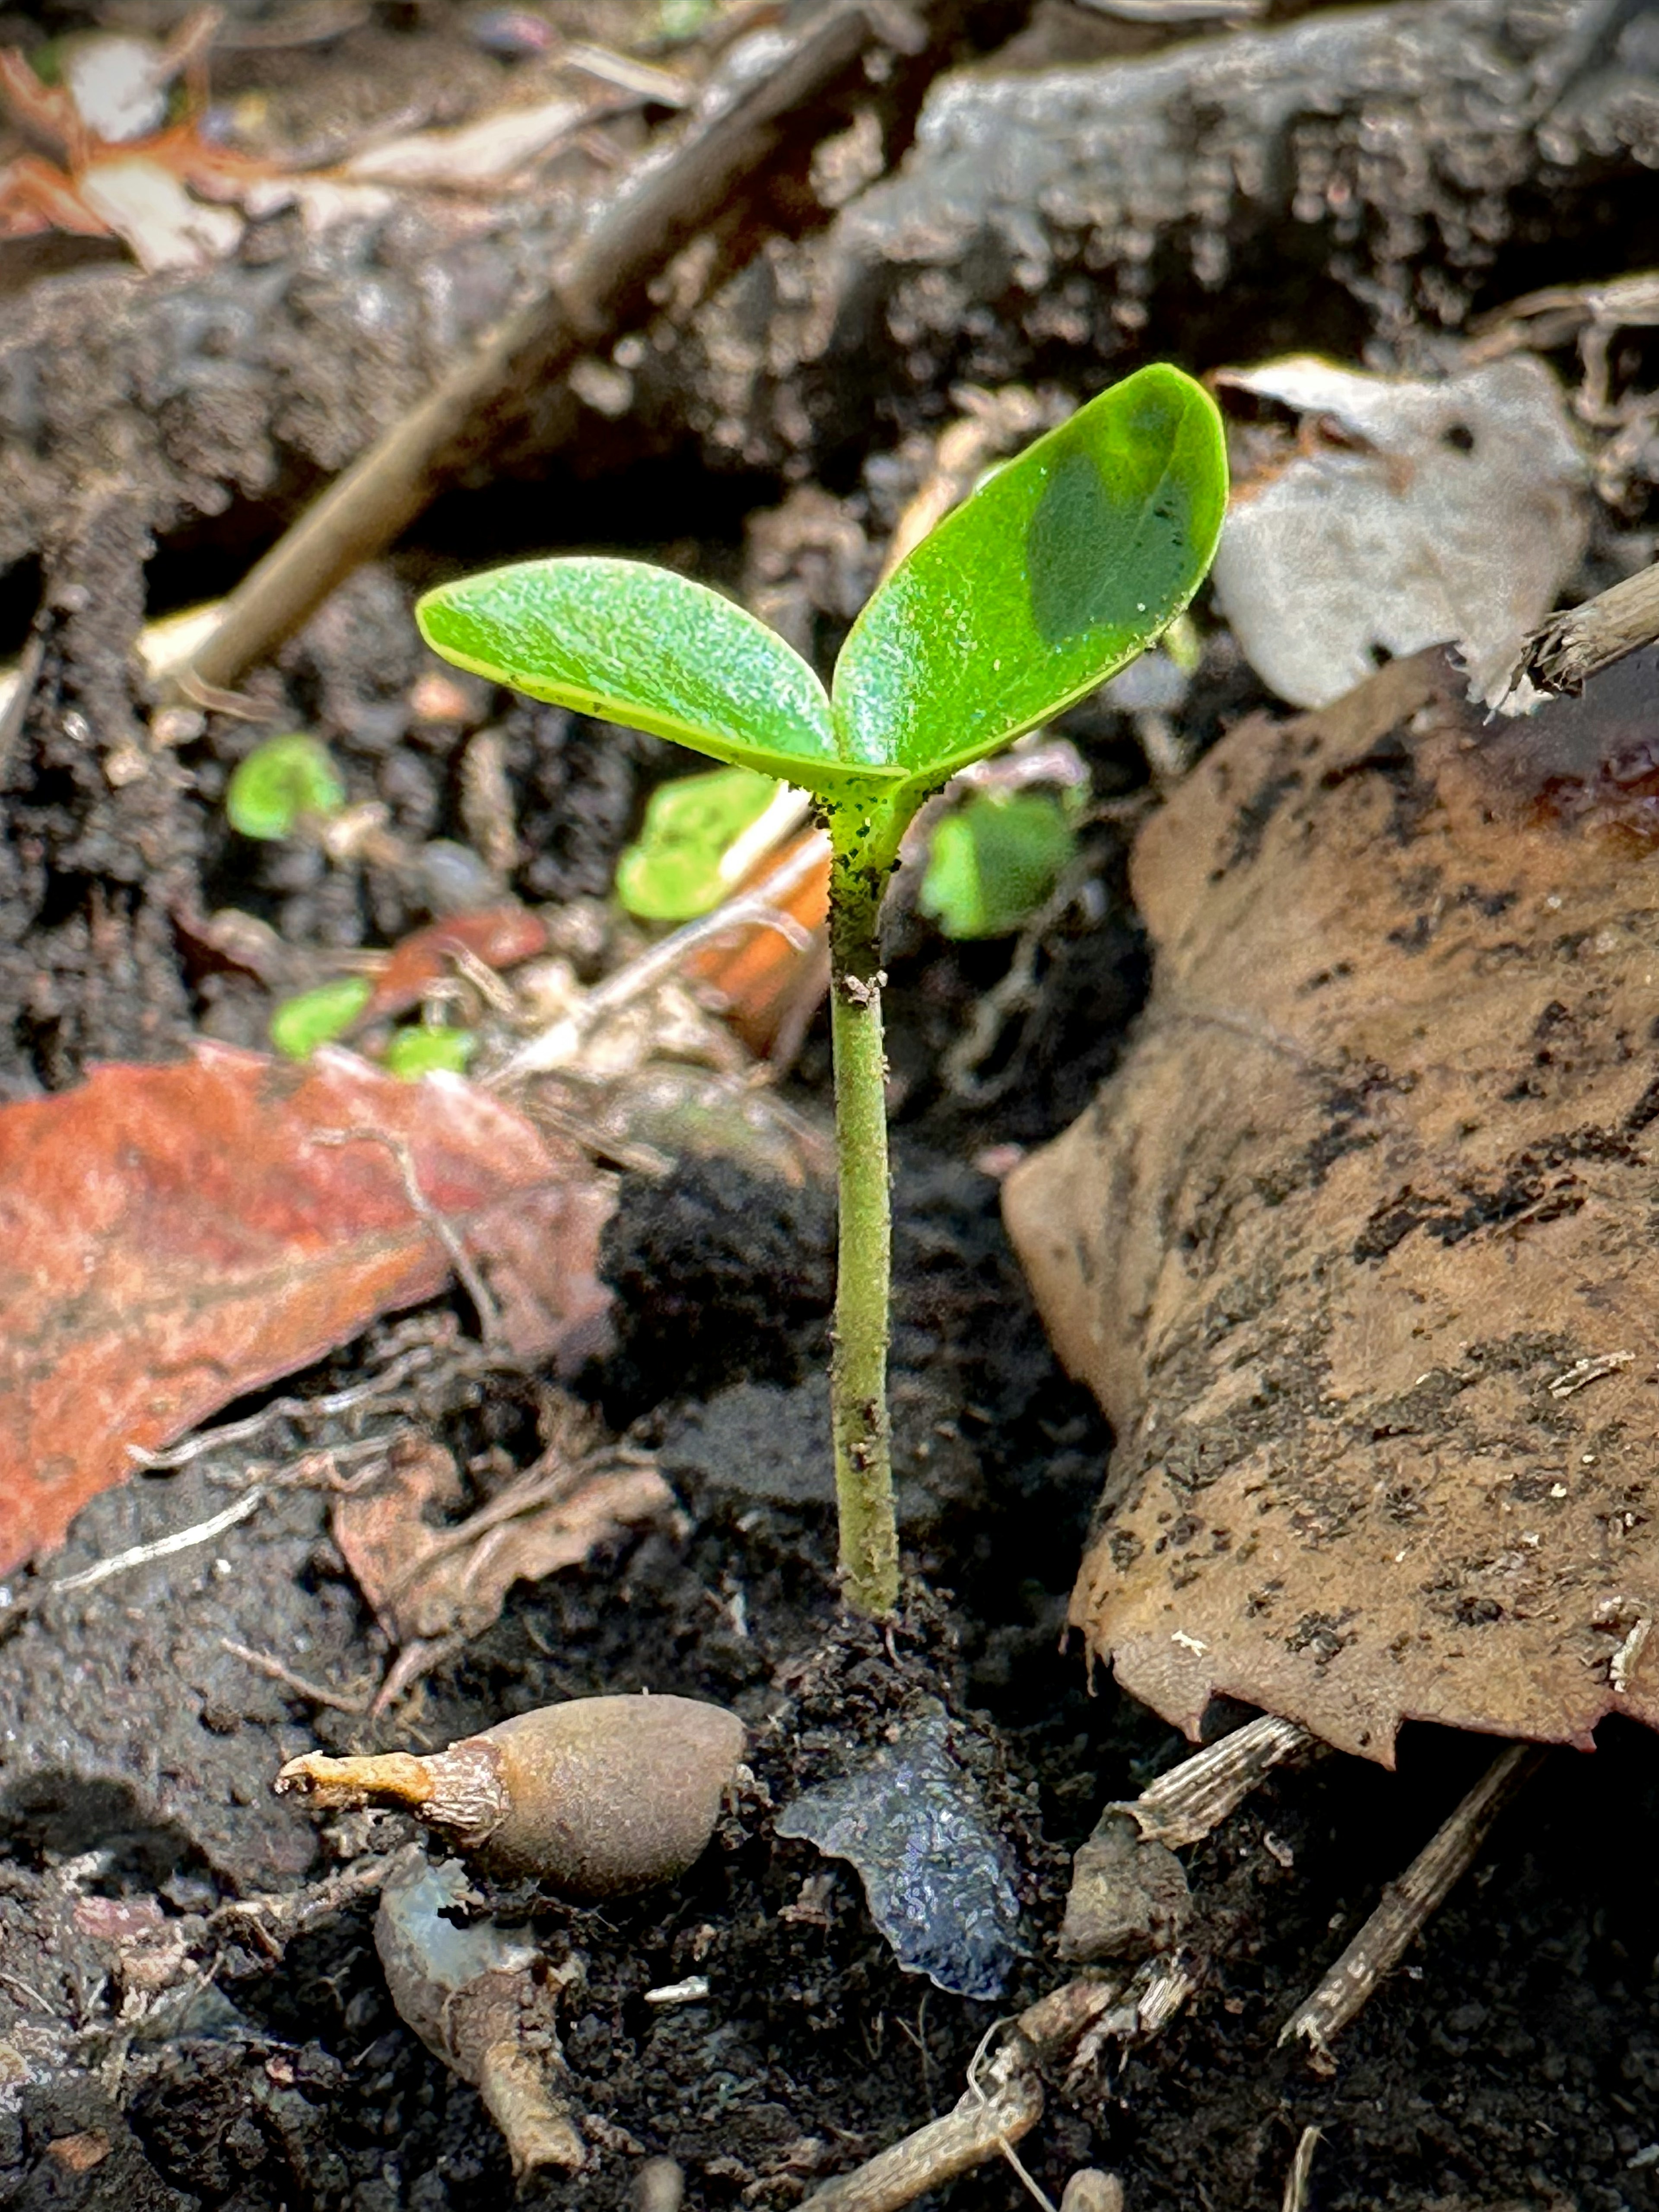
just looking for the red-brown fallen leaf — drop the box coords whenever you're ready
[684,829,831,1058]
[358,905,551,1027]
[0,1042,613,1575]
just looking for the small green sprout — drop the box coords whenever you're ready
[920,788,1081,941]
[270,975,372,1059]
[615,763,788,922]
[226,733,346,842]
[417,364,1227,1615]
[383,1025,477,1080]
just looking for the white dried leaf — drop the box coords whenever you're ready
[77,157,244,273]
[343,95,588,188]
[1210,356,1589,708]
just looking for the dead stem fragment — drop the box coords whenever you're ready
[801,1979,1149,2212]
[1280,1743,1548,2064]
[1499,563,1659,699]
[220,1637,373,1714]
[799,2030,1044,2212]
[1281,2126,1322,2212]
[1116,1713,1321,1849]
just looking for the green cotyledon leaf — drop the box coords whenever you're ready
[417,558,903,807]
[832,365,1227,785]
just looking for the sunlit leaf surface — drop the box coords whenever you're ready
[833,365,1227,784]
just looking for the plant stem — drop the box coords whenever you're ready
[826,805,906,1616]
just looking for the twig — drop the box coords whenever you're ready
[799,1981,1132,2212]
[0,1966,58,2015]
[1281,2126,1322,2212]
[0,631,46,784]
[220,1637,372,1714]
[1116,1713,1320,1849]
[308,1127,504,1341]
[968,2022,1058,2212]
[490,833,826,1084]
[168,2,911,697]
[125,1341,445,1469]
[51,1490,263,1595]
[1078,0,1262,16]
[1547,1350,1634,1399]
[1497,560,1659,702]
[1280,1742,1548,2064]
[799,2030,1045,2212]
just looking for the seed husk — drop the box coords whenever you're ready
[275,1691,746,1896]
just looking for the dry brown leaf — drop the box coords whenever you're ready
[1005,647,1659,1762]
[0,1043,613,1574]
[334,1427,670,1647]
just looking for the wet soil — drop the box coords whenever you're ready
[4,3,1659,2209]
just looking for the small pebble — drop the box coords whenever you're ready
[634,2156,686,2212]
[467,8,557,56]
[1061,2172,1125,2212]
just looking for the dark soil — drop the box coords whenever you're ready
[4,3,1659,2209]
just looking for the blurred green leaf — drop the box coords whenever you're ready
[383,1026,477,1080]
[919,789,1080,941]
[615,764,783,922]
[227,733,346,842]
[270,976,372,1059]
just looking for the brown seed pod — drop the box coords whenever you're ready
[374,1847,584,2176]
[274,1692,746,1896]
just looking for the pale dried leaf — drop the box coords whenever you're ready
[1211,356,1589,707]
[78,155,244,271]
[341,95,588,188]
[1005,647,1659,1761]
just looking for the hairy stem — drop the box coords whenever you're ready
[826,802,907,1615]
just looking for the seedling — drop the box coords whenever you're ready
[615,761,800,921]
[269,974,371,1059]
[226,731,346,842]
[383,1023,477,1080]
[920,786,1082,941]
[417,364,1227,1615]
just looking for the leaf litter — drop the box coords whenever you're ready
[1005,643,1659,1761]
[331,1412,670,1701]
[0,1041,613,1574]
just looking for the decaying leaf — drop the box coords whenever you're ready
[1209,356,1589,708]
[0,1043,613,1575]
[1004,646,1659,1761]
[358,905,550,1027]
[334,1423,670,1648]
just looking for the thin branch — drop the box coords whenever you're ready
[1497,560,1659,702]
[51,1489,263,1595]
[220,1637,373,1714]
[1280,1742,1548,2063]
[167,2,910,697]
[308,1127,503,1341]
[125,1341,443,1469]
[799,2031,1045,2212]
[1281,2126,1322,2212]
[490,832,827,1084]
